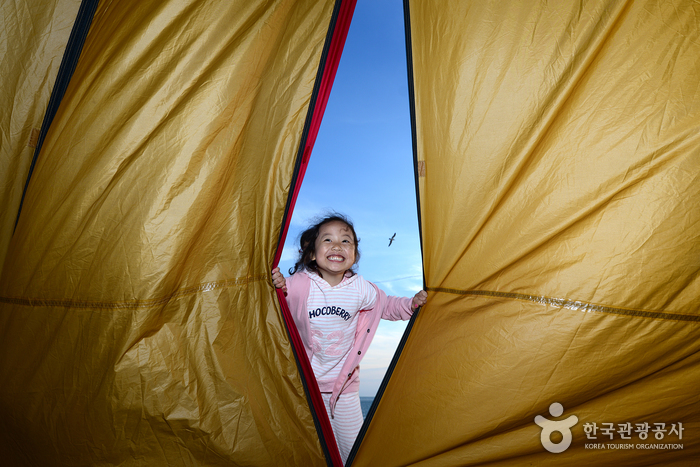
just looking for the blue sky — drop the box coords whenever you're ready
[278,0,423,397]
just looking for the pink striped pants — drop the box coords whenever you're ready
[321,391,364,465]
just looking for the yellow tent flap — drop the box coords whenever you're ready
[354,1,699,465]
[0,1,337,465]
[0,0,82,269]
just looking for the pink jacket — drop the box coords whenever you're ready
[285,271,414,415]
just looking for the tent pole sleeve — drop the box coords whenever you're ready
[403,0,425,291]
[273,1,357,466]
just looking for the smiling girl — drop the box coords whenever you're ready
[272,213,426,463]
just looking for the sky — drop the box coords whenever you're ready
[277,0,422,397]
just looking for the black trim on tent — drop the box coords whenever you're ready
[13,0,101,233]
[346,1,424,464]
[276,1,347,465]
[404,0,425,281]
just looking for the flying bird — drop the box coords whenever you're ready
[388,233,396,247]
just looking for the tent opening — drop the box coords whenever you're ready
[275,0,424,464]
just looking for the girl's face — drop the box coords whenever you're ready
[312,220,357,286]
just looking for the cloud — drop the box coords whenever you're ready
[279,244,297,263]
[358,367,390,397]
[362,321,409,369]
[358,321,410,397]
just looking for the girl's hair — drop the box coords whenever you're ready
[289,213,360,277]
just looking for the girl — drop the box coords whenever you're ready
[272,213,427,464]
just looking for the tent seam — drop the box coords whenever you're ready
[0,274,267,309]
[426,287,700,322]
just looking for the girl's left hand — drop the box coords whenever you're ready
[411,290,427,309]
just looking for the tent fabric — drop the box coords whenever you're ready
[0,0,82,272]
[11,0,100,244]
[2,0,699,465]
[0,0,342,465]
[353,0,699,465]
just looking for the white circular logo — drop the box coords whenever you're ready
[534,402,579,453]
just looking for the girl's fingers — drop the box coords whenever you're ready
[412,290,427,308]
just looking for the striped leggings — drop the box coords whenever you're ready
[321,391,364,465]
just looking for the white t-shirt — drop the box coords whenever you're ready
[304,270,377,386]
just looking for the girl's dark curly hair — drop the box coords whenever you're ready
[289,213,360,278]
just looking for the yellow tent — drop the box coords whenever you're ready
[1,0,350,464]
[1,0,698,465]
[355,1,699,465]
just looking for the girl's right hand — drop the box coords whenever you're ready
[271,267,287,293]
